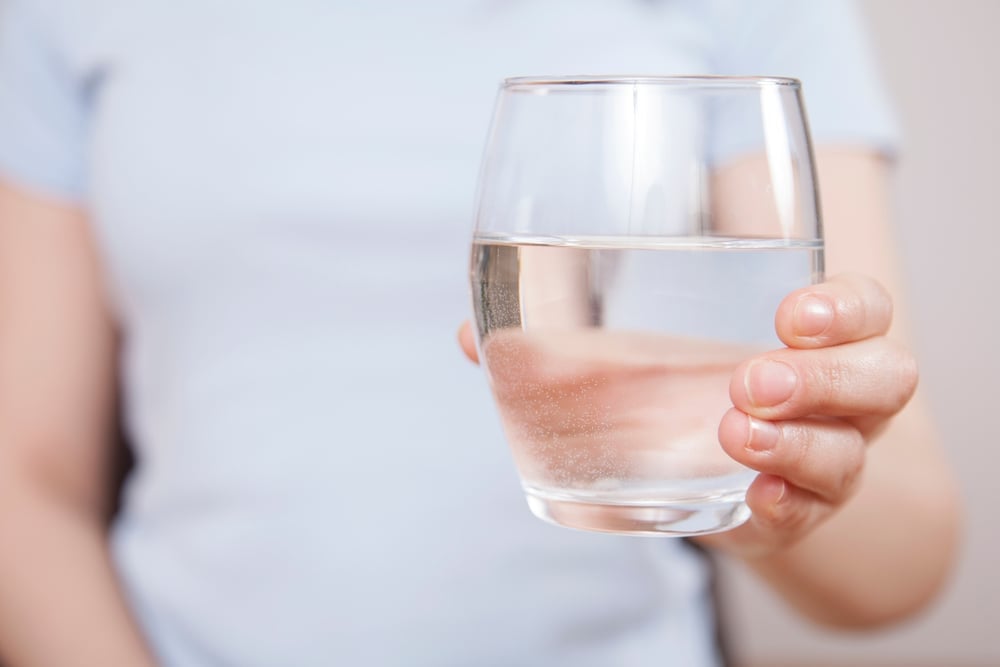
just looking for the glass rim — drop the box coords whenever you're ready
[502,75,801,91]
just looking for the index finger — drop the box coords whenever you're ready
[776,273,893,349]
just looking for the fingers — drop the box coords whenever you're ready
[776,273,894,349]
[457,321,479,363]
[694,473,834,556]
[740,474,834,554]
[730,336,918,421]
[718,409,865,504]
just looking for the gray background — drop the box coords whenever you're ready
[721,1,1000,666]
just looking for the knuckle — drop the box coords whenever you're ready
[882,339,920,411]
[778,421,865,502]
[872,281,895,325]
[831,430,866,500]
[810,355,849,410]
[899,348,920,395]
[777,421,813,471]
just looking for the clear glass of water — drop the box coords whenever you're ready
[470,76,823,536]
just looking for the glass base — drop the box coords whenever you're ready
[524,488,751,536]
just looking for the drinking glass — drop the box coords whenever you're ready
[470,76,823,535]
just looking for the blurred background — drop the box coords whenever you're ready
[719,1,999,666]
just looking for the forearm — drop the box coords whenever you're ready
[753,151,963,627]
[0,475,157,667]
[741,395,961,628]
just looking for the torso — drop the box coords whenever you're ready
[47,1,721,664]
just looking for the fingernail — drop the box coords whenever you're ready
[793,295,834,337]
[772,479,788,507]
[746,416,780,452]
[745,360,798,407]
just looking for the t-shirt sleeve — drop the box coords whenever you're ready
[0,0,88,199]
[705,0,899,156]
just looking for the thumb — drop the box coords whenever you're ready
[457,321,479,364]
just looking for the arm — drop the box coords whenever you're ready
[699,149,961,628]
[0,183,157,665]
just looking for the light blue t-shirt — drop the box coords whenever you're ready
[0,1,896,665]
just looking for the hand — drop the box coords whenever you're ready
[697,273,919,558]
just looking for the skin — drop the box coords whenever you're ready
[0,183,157,665]
[461,149,962,629]
[0,150,960,665]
